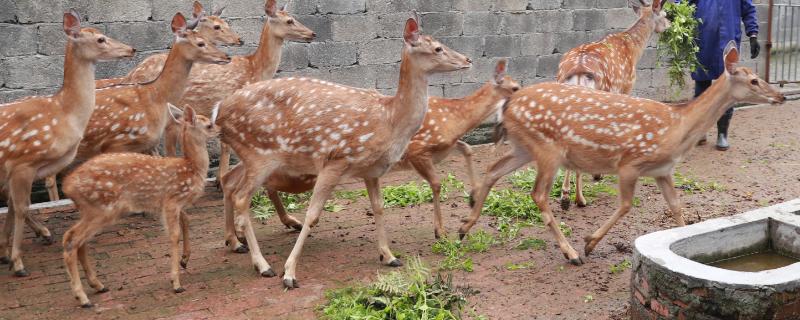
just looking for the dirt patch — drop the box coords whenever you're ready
[1,101,798,320]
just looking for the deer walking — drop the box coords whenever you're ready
[41,12,230,202]
[0,10,135,276]
[216,16,471,288]
[557,0,670,210]
[62,107,217,308]
[459,43,784,265]
[233,59,519,240]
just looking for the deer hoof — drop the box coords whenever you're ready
[260,268,276,278]
[13,269,29,277]
[41,235,55,245]
[283,278,299,289]
[592,174,602,181]
[457,229,467,240]
[237,236,248,246]
[180,260,188,269]
[560,197,571,210]
[233,244,249,254]
[0,256,9,264]
[577,200,587,208]
[81,302,94,308]
[568,257,584,266]
[97,287,109,294]
[388,259,403,267]
[174,287,186,294]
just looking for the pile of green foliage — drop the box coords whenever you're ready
[657,0,703,90]
[320,257,477,320]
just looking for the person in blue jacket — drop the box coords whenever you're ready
[688,0,760,150]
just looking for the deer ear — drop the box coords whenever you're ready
[265,0,278,18]
[723,40,739,73]
[168,104,184,125]
[171,13,188,35]
[494,59,508,84]
[213,5,226,17]
[403,18,420,45]
[653,0,666,12]
[184,106,198,126]
[63,9,81,38]
[192,1,204,18]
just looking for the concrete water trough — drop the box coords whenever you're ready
[630,199,800,319]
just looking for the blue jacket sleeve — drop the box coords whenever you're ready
[741,0,759,36]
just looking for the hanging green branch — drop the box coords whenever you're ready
[657,0,704,90]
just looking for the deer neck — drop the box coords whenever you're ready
[388,54,429,142]
[453,83,506,132]
[182,131,210,177]
[620,13,654,60]
[58,42,97,124]
[678,74,735,140]
[248,21,284,81]
[150,44,195,104]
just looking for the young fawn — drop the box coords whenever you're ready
[43,13,230,200]
[460,43,784,265]
[217,17,471,288]
[62,107,217,308]
[557,0,670,210]
[95,1,244,89]
[0,10,134,277]
[225,59,519,241]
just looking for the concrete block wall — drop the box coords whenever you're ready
[0,0,771,106]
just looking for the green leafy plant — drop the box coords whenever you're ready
[482,189,542,222]
[251,190,311,220]
[558,222,572,237]
[432,230,497,272]
[382,174,465,208]
[506,168,565,199]
[515,238,547,251]
[609,259,632,274]
[505,261,535,271]
[658,0,703,90]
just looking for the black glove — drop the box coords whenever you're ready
[749,36,760,59]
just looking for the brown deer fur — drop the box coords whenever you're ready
[557,0,670,210]
[0,10,135,276]
[460,43,784,265]
[62,107,217,308]
[216,17,471,288]
[43,13,230,200]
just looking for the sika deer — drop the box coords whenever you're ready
[216,16,471,287]
[558,0,670,210]
[460,43,784,265]
[94,1,243,89]
[62,107,217,308]
[225,59,519,240]
[42,13,230,201]
[0,10,134,276]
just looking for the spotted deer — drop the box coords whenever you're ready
[42,13,230,201]
[0,10,135,277]
[62,107,217,308]
[557,0,670,210]
[94,1,243,89]
[460,43,784,265]
[216,16,471,288]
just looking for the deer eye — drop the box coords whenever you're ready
[198,42,206,47]
[214,25,221,30]
[750,79,758,86]
[287,19,294,25]
[97,37,106,44]
[434,47,443,53]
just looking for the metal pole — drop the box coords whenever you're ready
[766,0,774,82]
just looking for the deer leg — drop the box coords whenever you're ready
[8,168,35,276]
[410,158,445,239]
[77,244,106,293]
[365,177,402,267]
[179,211,190,269]
[532,161,582,265]
[583,171,638,256]
[560,170,573,210]
[0,200,15,264]
[164,207,185,293]
[230,164,275,276]
[45,175,60,201]
[63,217,100,307]
[459,146,531,238]
[217,143,232,189]
[655,175,686,226]
[455,141,477,188]
[24,212,53,245]
[575,172,587,207]
[221,163,248,253]
[283,164,345,289]
[267,190,302,231]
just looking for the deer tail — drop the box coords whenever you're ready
[492,98,512,146]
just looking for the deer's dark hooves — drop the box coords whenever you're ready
[237,237,248,246]
[283,278,299,289]
[577,201,587,208]
[180,260,188,269]
[13,269,29,277]
[388,259,403,267]
[468,192,475,208]
[592,174,602,181]
[174,287,186,294]
[41,235,55,245]
[434,230,441,240]
[560,197,571,210]
[457,229,467,240]
[234,245,249,254]
[0,256,9,264]
[568,257,584,266]
[81,303,94,308]
[260,268,276,277]
[97,287,110,294]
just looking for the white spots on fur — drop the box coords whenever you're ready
[21,130,38,141]
[359,133,374,143]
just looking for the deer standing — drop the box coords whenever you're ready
[557,0,670,210]
[216,17,471,288]
[459,43,784,265]
[62,107,217,308]
[41,13,230,202]
[0,10,135,276]
[94,1,244,89]
[233,59,519,241]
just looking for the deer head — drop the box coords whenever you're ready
[192,1,243,46]
[180,106,219,145]
[171,12,231,65]
[492,59,521,96]
[631,0,670,33]
[63,9,135,61]
[402,17,472,73]
[721,42,785,105]
[265,0,315,42]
